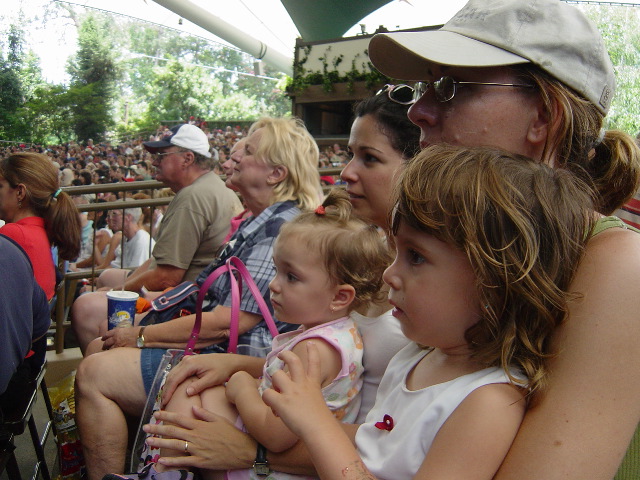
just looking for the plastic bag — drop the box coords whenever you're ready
[48,370,86,480]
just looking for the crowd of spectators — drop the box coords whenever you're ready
[0,121,349,190]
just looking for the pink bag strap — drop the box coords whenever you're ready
[184,259,238,355]
[184,256,278,355]
[227,257,279,338]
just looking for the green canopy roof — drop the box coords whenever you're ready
[281,0,394,41]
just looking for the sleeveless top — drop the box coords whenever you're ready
[355,343,524,480]
[592,215,640,236]
[226,317,364,480]
[260,316,364,422]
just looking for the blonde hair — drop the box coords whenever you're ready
[248,117,321,211]
[517,65,640,215]
[392,144,595,396]
[0,153,81,260]
[277,189,391,311]
[156,187,176,199]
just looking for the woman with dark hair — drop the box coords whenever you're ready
[343,85,420,230]
[0,152,81,300]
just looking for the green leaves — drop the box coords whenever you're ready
[582,4,640,134]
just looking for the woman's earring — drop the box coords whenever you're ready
[17,200,22,209]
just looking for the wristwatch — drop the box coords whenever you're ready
[253,443,270,477]
[136,326,146,348]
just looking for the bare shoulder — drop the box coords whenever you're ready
[581,225,640,274]
[560,224,640,392]
[291,337,340,363]
[569,226,640,331]
[443,382,526,433]
[439,382,526,443]
[494,225,640,480]
[417,383,525,480]
[456,383,526,419]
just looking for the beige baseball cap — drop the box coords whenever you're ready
[369,0,615,114]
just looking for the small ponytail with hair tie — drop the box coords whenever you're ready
[593,128,606,148]
[52,188,62,199]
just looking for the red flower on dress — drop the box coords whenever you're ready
[374,414,394,431]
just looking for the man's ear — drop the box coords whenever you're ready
[268,165,288,185]
[182,150,195,167]
[330,285,356,313]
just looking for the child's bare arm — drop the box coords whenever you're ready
[414,383,526,480]
[263,346,376,480]
[227,338,342,453]
[226,371,299,452]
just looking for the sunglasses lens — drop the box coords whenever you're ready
[412,82,429,103]
[434,77,455,102]
[389,85,415,104]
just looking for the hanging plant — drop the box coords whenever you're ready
[286,46,392,95]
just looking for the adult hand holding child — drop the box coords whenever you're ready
[159,354,265,407]
[144,407,253,471]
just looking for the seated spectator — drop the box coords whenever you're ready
[132,192,153,233]
[96,204,155,288]
[133,161,153,180]
[151,188,175,240]
[0,153,81,299]
[71,195,112,271]
[59,167,74,187]
[71,124,243,352]
[0,236,49,395]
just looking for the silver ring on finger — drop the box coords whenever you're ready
[184,440,190,455]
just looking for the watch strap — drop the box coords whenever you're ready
[137,326,146,348]
[253,443,270,476]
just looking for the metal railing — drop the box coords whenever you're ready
[53,180,171,353]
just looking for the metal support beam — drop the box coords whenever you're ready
[152,0,293,75]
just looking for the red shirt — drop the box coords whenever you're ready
[0,217,55,300]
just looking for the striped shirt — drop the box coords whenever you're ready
[196,200,300,353]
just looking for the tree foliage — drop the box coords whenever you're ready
[1,2,638,144]
[581,5,640,135]
[1,5,290,144]
[113,21,290,135]
[66,13,119,142]
[20,84,75,144]
[0,24,26,140]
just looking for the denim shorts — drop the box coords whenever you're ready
[140,344,226,395]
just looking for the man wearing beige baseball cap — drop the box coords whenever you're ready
[92,2,640,480]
